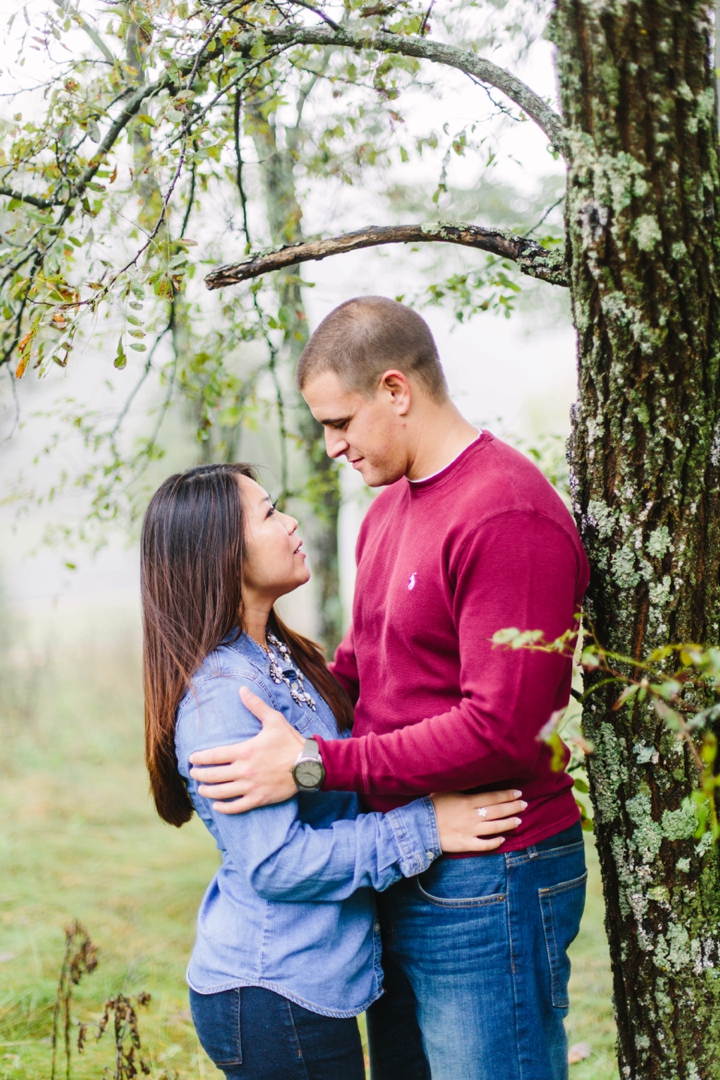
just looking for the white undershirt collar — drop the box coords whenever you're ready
[408,430,481,484]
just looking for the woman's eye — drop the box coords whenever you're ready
[267,503,276,517]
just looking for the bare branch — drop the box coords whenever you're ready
[0,186,59,209]
[244,24,565,151]
[205,222,570,289]
[288,0,341,32]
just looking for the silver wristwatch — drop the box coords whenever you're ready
[291,738,326,792]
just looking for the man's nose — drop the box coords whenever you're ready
[324,428,348,459]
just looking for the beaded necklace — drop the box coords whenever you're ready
[265,632,317,711]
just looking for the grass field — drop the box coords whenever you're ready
[0,602,619,1080]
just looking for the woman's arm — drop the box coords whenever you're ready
[178,674,521,903]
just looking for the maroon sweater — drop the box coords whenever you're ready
[318,431,590,851]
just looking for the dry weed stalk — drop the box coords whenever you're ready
[50,921,172,1080]
[89,991,153,1079]
[50,921,98,1080]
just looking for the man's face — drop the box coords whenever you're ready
[302,370,410,487]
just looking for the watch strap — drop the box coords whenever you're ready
[300,738,320,761]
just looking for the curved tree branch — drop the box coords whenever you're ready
[249,24,565,152]
[205,222,570,289]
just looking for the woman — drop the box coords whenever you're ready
[141,463,524,1080]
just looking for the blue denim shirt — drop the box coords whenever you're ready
[175,632,440,1018]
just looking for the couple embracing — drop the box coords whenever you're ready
[141,297,590,1080]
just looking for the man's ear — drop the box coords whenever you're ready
[380,370,412,416]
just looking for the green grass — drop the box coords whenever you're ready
[0,604,618,1079]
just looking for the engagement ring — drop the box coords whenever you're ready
[477,807,488,820]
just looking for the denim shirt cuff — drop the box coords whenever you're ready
[385,796,441,877]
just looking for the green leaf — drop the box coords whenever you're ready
[655,680,682,699]
[653,698,684,731]
[250,34,266,59]
[545,730,566,772]
[580,648,601,669]
[114,335,126,370]
[510,630,544,649]
[129,343,147,352]
[613,684,639,710]
[647,644,676,663]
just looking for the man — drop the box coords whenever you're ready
[190,297,590,1080]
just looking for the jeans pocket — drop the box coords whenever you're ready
[189,988,243,1067]
[538,870,588,1009]
[416,855,506,907]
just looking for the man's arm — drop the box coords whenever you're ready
[190,512,585,810]
[315,512,581,795]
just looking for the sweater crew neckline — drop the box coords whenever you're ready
[407,430,487,492]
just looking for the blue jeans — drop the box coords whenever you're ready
[367,822,587,1080]
[189,986,365,1080]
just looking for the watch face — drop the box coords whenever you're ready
[294,759,324,789]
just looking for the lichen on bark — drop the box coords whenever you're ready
[553,0,720,1074]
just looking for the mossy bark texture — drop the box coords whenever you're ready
[554,1,720,1075]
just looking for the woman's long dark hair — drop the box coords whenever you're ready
[141,463,353,827]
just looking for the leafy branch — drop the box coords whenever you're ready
[250,22,565,151]
[493,626,720,840]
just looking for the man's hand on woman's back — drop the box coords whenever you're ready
[189,686,304,812]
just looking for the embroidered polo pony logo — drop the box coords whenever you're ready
[407,572,418,591]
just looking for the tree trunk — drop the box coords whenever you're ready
[250,109,343,651]
[554,1,720,1075]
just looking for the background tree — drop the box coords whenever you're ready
[1,0,548,642]
[3,1,720,1076]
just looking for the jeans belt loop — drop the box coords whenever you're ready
[527,845,538,859]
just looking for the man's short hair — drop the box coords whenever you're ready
[296,296,449,402]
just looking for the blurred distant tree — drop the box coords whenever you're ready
[3,3,720,1075]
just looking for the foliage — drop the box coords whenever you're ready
[0,0,564,554]
[493,625,720,842]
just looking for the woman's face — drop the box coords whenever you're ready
[239,475,310,604]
